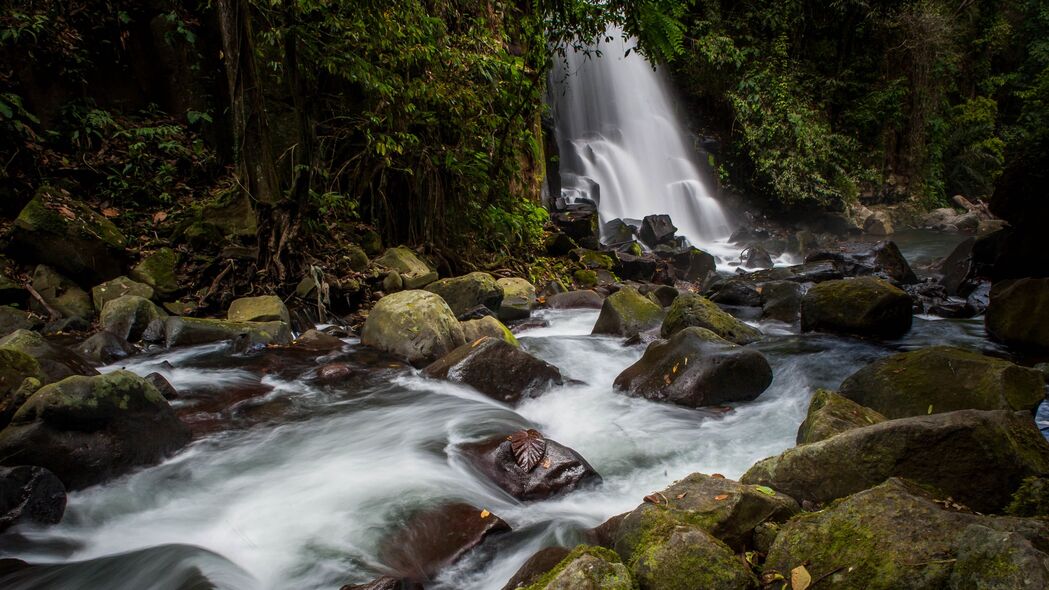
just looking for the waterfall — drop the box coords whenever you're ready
[550,29,732,252]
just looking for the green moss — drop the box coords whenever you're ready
[627,242,643,257]
[1005,476,1049,517]
[574,269,598,288]
[522,545,629,590]
[131,248,180,299]
[661,293,761,344]
[575,249,615,270]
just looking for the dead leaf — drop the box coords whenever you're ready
[509,429,547,472]
[153,211,168,224]
[672,362,679,374]
[676,492,688,499]
[791,565,812,590]
[479,509,491,519]
[714,494,729,501]
[57,205,76,220]
[643,494,663,505]
[663,374,671,385]
[711,473,725,479]
[101,207,119,218]
[541,458,552,469]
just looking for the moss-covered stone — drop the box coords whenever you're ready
[91,276,154,311]
[986,277,1049,351]
[360,230,383,256]
[0,329,97,382]
[949,524,1049,590]
[660,294,761,344]
[0,307,38,339]
[1005,476,1049,517]
[361,290,466,365]
[374,247,438,289]
[100,295,168,342]
[800,276,912,338]
[345,244,370,272]
[573,269,599,289]
[573,249,615,270]
[164,317,292,348]
[797,389,886,444]
[521,545,633,590]
[592,287,664,337]
[0,349,44,428]
[497,277,536,322]
[30,265,93,323]
[180,191,257,243]
[839,346,1045,419]
[631,525,757,590]
[227,295,290,324]
[130,248,180,300]
[425,272,503,317]
[461,316,519,346]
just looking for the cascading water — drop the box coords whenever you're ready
[551,29,733,252]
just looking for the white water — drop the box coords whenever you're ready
[551,30,733,253]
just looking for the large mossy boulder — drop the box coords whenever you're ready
[592,287,664,337]
[425,272,503,317]
[796,389,886,444]
[164,317,292,348]
[0,371,191,489]
[0,348,44,428]
[519,546,634,590]
[765,478,1049,590]
[838,346,1045,419]
[629,525,758,590]
[424,337,562,403]
[30,265,93,323]
[759,281,803,323]
[660,294,761,344]
[0,329,97,382]
[461,430,601,501]
[800,276,912,338]
[91,276,154,311]
[497,277,536,322]
[614,328,772,408]
[986,277,1049,351]
[741,409,1049,513]
[100,295,168,342]
[547,290,604,310]
[361,290,466,365]
[461,316,518,347]
[227,295,290,324]
[130,248,180,300]
[9,191,127,283]
[374,247,438,289]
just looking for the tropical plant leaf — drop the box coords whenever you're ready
[509,428,546,471]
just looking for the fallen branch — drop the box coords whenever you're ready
[25,284,60,321]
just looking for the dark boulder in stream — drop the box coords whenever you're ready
[546,289,604,309]
[0,465,66,532]
[462,429,601,501]
[985,277,1049,351]
[424,337,563,403]
[800,276,913,338]
[639,214,678,247]
[591,287,664,337]
[796,389,886,444]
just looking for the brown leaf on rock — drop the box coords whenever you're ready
[57,205,76,220]
[791,565,812,590]
[101,207,119,218]
[714,494,729,501]
[153,211,168,224]
[643,493,663,505]
[509,428,546,472]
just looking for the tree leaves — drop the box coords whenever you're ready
[509,429,547,472]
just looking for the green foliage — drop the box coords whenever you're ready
[941,97,1005,198]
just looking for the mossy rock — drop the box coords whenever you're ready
[100,295,168,342]
[91,276,154,311]
[838,346,1045,419]
[521,545,634,590]
[227,295,290,324]
[424,337,562,404]
[360,230,383,256]
[164,317,292,348]
[630,525,757,590]
[592,287,664,337]
[573,270,599,289]
[0,307,39,339]
[797,389,886,444]
[461,316,519,347]
[180,191,257,243]
[360,290,466,365]
[660,294,761,344]
[573,249,615,270]
[424,272,503,317]
[30,265,93,323]
[0,329,98,383]
[343,244,370,273]
[0,349,44,428]
[986,277,1049,351]
[497,277,536,322]
[741,409,1049,513]
[800,276,912,338]
[1006,476,1049,517]
[130,248,181,300]
[374,247,438,289]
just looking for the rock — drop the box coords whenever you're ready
[0,349,44,428]
[0,329,97,382]
[382,270,404,293]
[341,578,422,590]
[643,285,679,308]
[519,546,633,590]
[661,294,761,344]
[602,219,636,245]
[552,209,599,245]
[742,246,774,269]
[345,244,370,272]
[497,278,536,322]
[796,389,886,444]
[547,290,604,310]
[741,409,1049,513]
[839,346,1045,419]
[91,277,154,312]
[424,337,561,403]
[614,328,772,408]
[938,237,976,295]
[863,210,894,235]
[144,373,180,400]
[667,248,716,283]
[0,272,25,307]
[950,523,1049,589]
[164,317,292,348]
[360,230,383,256]
[361,290,466,365]
[424,272,503,318]
[374,247,438,289]
[461,430,601,500]
[228,295,290,324]
[613,251,657,283]
[708,280,762,307]
[573,249,615,270]
[0,465,66,532]
[100,295,168,342]
[766,478,1049,590]
[800,277,912,338]
[0,307,38,339]
[73,332,136,365]
[461,316,518,346]
[639,214,678,247]
[591,287,664,337]
[923,207,962,230]
[30,266,93,323]
[501,547,572,590]
[0,371,191,489]
[545,232,577,257]
[805,241,917,285]
[986,278,1049,351]
[629,525,758,590]
[129,248,180,300]
[377,502,510,582]
[9,191,127,283]
[760,281,802,323]
[291,329,345,351]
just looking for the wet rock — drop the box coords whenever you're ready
[0,349,44,428]
[74,332,136,365]
[629,526,758,590]
[592,287,664,337]
[801,277,913,338]
[643,285,679,308]
[461,316,518,346]
[938,237,976,295]
[30,265,93,324]
[462,430,601,500]
[614,328,772,408]
[602,219,637,246]
[0,329,97,382]
[639,214,678,247]
[361,290,466,365]
[91,276,154,312]
[519,546,633,590]
[741,409,1049,513]
[425,272,503,318]
[708,280,762,307]
[613,251,657,283]
[661,294,761,344]
[986,277,1049,351]
[759,281,802,323]
[863,210,894,235]
[501,547,572,590]
[424,337,562,403]
[0,307,39,339]
[496,278,536,322]
[378,502,510,582]
[374,247,438,290]
[742,246,774,269]
[0,465,66,532]
[227,295,290,324]
[546,290,604,310]
[796,389,886,444]
[806,240,917,285]
[306,362,358,385]
[291,329,345,351]
[100,295,168,342]
[341,577,422,590]
[667,247,717,283]
[164,317,292,349]
[129,248,180,300]
[839,346,1045,419]
[552,209,599,244]
[0,371,191,490]
[587,513,628,549]
[144,372,180,400]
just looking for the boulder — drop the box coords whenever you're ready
[629,526,758,590]
[73,332,137,365]
[91,276,154,311]
[950,523,1049,589]
[424,272,503,318]
[424,337,561,403]
[986,278,1049,351]
[461,316,518,346]
[759,281,802,323]
[30,266,93,323]
[796,389,886,444]
[517,546,633,590]
[667,248,716,283]
[639,215,678,247]
[0,465,66,532]
[644,285,680,308]
[0,329,97,382]
[708,280,762,307]
[345,244,370,272]
[839,346,1045,419]
[497,278,536,322]
[805,241,918,284]
[602,219,637,245]
[374,247,438,289]
[545,232,577,257]
[0,307,38,338]
[591,287,664,337]
[341,578,421,590]
[377,502,510,582]
[501,547,572,590]
[552,209,599,245]
[0,272,25,307]
[227,295,290,324]
[144,373,180,400]
[129,248,180,300]
[614,328,772,408]
[572,249,615,270]
[546,290,604,310]
[164,317,292,349]
[741,409,1049,513]
[0,371,191,489]
[614,252,657,283]
[291,329,345,351]
[938,238,976,295]
[742,246,774,269]
[863,210,894,235]
[462,430,601,500]
[361,290,466,365]
[9,191,127,283]
[100,295,168,342]
[800,277,913,338]
[661,294,761,344]
[0,349,44,428]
